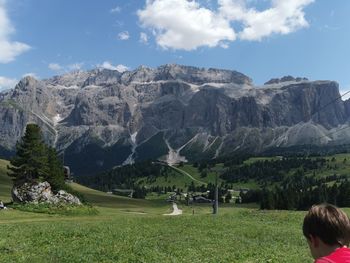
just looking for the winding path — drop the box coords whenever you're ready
[153,161,207,185]
[163,202,182,216]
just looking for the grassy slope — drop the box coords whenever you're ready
[70,183,167,214]
[197,154,350,187]
[0,159,168,214]
[309,153,350,179]
[4,157,350,262]
[176,164,260,189]
[0,204,315,262]
[244,154,350,180]
[243,156,280,165]
[137,168,195,190]
[0,159,12,202]
[137,164,220,190]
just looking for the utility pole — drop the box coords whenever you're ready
[213,171,219,215]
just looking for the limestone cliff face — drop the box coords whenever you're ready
[0,65,349,175]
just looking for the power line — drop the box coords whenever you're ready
[305,90,350,150]
[310,90,350,143]
[274,89,350,153]
[311,124,350,145]
[310,90,350,118]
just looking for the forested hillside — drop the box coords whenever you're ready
[76,153,350,210]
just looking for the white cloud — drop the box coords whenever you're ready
[110,6,121,13]
[220,0,314,41]
[68,63,84,71]
[98,61,118,70]
[49,62,84,72]
[138,0,235,51]
[340,88,350,101]
[48,63,63,71]
[118,31,130,40]
[98,61,130,73]
[139,32,149,44]
[137,0,314,50]
[0,76,17,91]
[115,64,130,73]
[0,1,30,63]
[22,72,38,79]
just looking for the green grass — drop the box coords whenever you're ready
[0,159,12,202]
[10,202,99,216]
[307,153,350,179]
[242,154,350,187]
[137,169,195,190]
[243,156,281,165]
[131,153,350,193]
[0,159,328,262]
[0,205,315,262]
[175,164,223,185]
[0,159,170,215]
[230,181,260,190]
[69,183,168,214]
[137,164,223,190]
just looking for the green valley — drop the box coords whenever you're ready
[3,153,350,262]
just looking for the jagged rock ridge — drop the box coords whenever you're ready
[1,64,350,175]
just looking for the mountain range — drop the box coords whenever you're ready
[1,64,350,175]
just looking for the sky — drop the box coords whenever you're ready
[0,0,349,95]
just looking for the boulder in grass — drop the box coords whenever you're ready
[55,190,81,205]
[12,181,81,205]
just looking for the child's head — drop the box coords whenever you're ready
[303,204,350,259]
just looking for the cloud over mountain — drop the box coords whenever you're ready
[138,0,314,50]
[98,61,130,72]
[0,76,17,91]
[0,0,31,63]
[138,0,235,50]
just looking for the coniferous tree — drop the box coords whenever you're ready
[8,124,66,192]
[46,147,66,191]
[8,124,49,185]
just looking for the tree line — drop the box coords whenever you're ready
[221,157,326,185]
[239,170,350,210]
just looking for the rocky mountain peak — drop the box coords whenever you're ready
[16,75,41,90]
[264,76,309,85]
[82,68,122,87]
[1,64,349,176]
[44,70,92,87]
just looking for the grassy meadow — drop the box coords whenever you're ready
[0,158,317,262]
[0,205,313,262]
[0,159,11,202]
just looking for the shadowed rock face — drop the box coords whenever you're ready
[0,64,349,175]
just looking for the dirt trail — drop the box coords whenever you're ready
[163,202,182,216]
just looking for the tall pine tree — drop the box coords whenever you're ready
[46,146,66,191]
[8,123,66,191]
[8,124,49,185]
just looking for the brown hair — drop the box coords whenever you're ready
[303,204,350,246]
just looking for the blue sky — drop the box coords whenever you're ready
[0,0,349,94]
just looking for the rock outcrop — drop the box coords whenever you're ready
[1,64,350,175]
[12,181,81,205]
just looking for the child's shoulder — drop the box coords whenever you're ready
[316,247,350,263]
